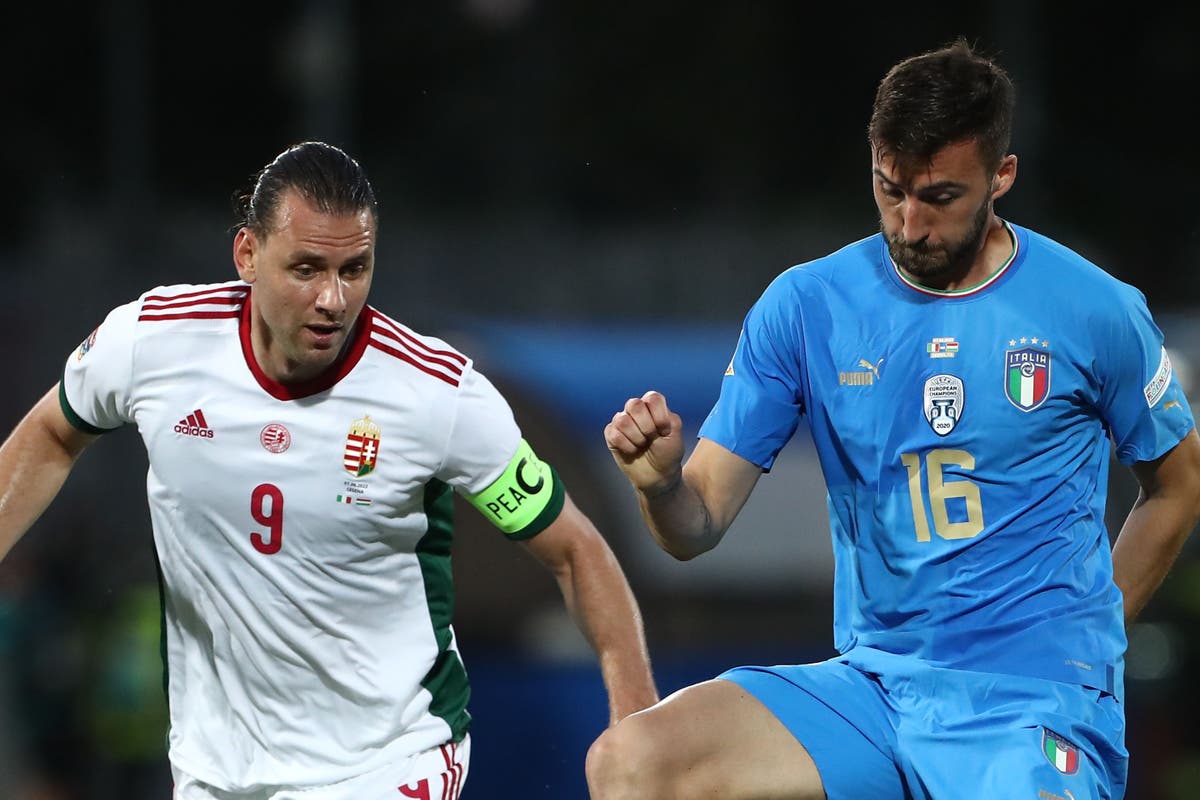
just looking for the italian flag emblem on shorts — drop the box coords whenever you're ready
[1042,728,1080,775]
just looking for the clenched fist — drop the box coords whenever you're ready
[604,391,685,496]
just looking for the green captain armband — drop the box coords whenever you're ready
[465,439,565,540]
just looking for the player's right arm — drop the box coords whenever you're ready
[605,390,761,560]
[0,383,99,562]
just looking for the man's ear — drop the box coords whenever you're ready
[991,154,1018,201]
[233,228,257,283]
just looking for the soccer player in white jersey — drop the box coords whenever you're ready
[0,141,658,799]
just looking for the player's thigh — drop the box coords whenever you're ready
[722,665,906,800]
[591,677,826,799]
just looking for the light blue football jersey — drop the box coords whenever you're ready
[700,221,1195,696]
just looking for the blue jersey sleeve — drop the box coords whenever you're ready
[699,273,805,470]
[1097,284,1195,464]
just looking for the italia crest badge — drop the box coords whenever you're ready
[343,415,381,477]
[1041,728,1080,775]
[1005,344,1050,412]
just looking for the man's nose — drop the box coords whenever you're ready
[900,200,931,243]
[315,273,347,314]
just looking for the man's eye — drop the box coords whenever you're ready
[293,265,316,277]
[929,195,956,206]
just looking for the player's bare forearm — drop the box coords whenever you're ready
[525,497,658,724]
[636,439,763,561]
[635,474,722,561]
[1112,429,1200,624]
[563,543,659,725]
[0,385,97,562]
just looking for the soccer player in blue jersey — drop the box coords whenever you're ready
[587,39,1200,800]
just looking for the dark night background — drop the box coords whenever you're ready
[1,3,1199,798]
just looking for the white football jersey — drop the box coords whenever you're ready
[61,282,563,793]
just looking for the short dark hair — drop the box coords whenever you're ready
[232,141,378,236]
[868,38,1015,171]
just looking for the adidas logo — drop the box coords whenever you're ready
[174,409,215,439]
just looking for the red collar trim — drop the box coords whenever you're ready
[238,292,374,400]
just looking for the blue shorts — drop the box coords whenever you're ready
[720,648,1127,800]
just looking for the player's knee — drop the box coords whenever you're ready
[586,719,664,799]
[585,726,632,798]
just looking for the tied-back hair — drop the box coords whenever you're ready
[231,141,378,236]
[868,38,1015,172]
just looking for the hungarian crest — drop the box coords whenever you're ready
[1005,346,1050,412]
[923,374,964,436]
[344,415,381,477]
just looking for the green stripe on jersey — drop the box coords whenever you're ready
[57,380,118,435]
[418,479,470,741]
[464,439,565,540]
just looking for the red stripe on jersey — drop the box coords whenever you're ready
[370,325,464,377]
[368,340,460,387]
[447,742,464,800]
[141,294,245,311]
[143,285,249,304]
[439,745,454,800]
[138,310,241,321]
[371,312,468,366]
[194,409,208,427]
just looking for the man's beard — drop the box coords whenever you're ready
[884,199,991,285]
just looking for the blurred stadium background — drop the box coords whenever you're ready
[2,2,1199,798]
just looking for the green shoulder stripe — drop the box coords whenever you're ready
[464,439,565,541]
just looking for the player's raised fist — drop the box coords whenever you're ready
[603,391,684,494]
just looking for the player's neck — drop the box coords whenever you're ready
[250,318,354,387]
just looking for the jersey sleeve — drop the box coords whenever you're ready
[60,299,141,433]
[439,365,565,540]
[1097,284,1195,464]
[698,273,805,470]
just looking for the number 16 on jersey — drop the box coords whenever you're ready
[900,450,984,542]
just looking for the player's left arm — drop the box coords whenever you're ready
[521,494,659,725]
[1111,427,1200,625]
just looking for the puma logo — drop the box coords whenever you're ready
[840,357,884,387]
[858,358,884,379]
